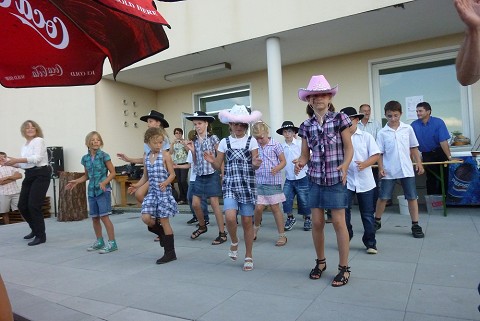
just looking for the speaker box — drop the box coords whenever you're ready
[47,146,64,178]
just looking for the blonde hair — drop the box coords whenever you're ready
[144,127,166,144]
[85,131,104,148]
[20,120,44,138]
[251,121,269,137]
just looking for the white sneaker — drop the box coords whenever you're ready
[366,247,378,254]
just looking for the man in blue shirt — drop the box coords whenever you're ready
[411,102,452,195]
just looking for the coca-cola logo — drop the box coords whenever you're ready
[1,0,69,49]
[31,64,63,78]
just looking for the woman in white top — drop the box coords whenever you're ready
[2,120,51,246]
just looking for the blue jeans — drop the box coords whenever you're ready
[282,177,311,216]
[188,180,209,221]
[346,188,376,249]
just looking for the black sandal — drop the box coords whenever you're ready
[309,258,326,280]
[211,231,227,245]
[332,265,351,287]
[191,225,207,239]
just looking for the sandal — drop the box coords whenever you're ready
[191,224,208,239]
[275,234,287,246]
[253,225,260,241]
[332,265,351,287]
[228,241,239,261]
[212,231,227,245]
[243,257,254,271]
[309,258,326,280]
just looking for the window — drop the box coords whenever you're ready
[371,49,471,145]
[186,85,251,140]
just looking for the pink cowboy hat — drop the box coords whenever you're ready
[218,104,262,124]
[298,75,338,102]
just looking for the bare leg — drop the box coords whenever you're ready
[330,209,350,267]
[311,208,325,260]
[100,215,115,240]
[192,195,205,226]
[92,217,102,239]
[210,197,225,233]
[375,199,387,220]
[141,214,156,226]
[254,204,265,227]
[225,209,238,244]
[407,199,419,222]
[242,215,254,259]
[159,217,173,235]
[270,203,285,234]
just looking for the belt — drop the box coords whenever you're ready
[25,165,48,171]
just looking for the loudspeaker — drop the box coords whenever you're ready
[47,146,64,178]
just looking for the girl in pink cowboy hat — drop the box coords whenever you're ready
[204,104,262,271]
[295,75,354,287]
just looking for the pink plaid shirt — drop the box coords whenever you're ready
[0,165,21,196]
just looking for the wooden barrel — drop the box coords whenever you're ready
[58,172,88,221]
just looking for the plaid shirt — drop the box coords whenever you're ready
[81,149,112,197]
[0,165,20,196]
[256,137,284,185]
[298,112,351,186]
[194,135,220,176]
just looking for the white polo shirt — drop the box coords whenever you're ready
[346,128,380,192]
[376,122,419,179]
[281,139,307,180]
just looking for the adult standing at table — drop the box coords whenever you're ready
[411,102,452,195]
[170,128,189,204]
[0,121,51,246]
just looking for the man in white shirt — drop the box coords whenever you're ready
[340,108,380,254]
[0,152,22,215]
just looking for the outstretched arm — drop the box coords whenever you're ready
[455,0,480,85]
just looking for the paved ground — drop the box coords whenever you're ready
[1,205,479,321]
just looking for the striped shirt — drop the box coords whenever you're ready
[194,135,220,176]
[256,137,284,185]
[298,111,352,186]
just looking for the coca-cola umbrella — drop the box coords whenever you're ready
[0,0,170,88]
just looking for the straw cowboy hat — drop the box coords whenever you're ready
[140,110,170,128]
[276,121,299,135]
[218,104,262,124]
[340,107,365,121]
[185,111,216,123]
[298,75,338,102]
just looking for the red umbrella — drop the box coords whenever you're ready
[0,0,170,88]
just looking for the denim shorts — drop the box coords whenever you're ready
[308,181,348,209]
[223,197,254,217]
[88,192,112,217]
[379,177,417,200]
[192,172,222,198]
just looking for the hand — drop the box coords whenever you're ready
[455,0,480,29]
[117,153,128,162]
[184,140,194,151]
[65,180,77,191]
[416,164,425,175]
[158,181,167,192]
[3,157,18,166]
[127,186,137,194]
[99,182,107,191]
[293,159,305,175]
[355,160,366,171]
[203,151,215,163]
[252,154,262,168]
[379,168,386,178]
[271,166,279,175]
[337,163,348,185]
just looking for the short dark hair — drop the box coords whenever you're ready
[0,152,6,157]
[384,100,402,113]
[416,101,432,112]
[173,128,183,135]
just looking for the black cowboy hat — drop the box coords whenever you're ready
[185,111,215,123]
[340,107,364,120]
[140,110,170,128]
[276,120,299,135]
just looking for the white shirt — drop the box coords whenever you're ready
[281,139,307,180]
[358,118,382,140]
[217,135,258,153]
[376,122,419,179]
[186,151,196,182]
[346,128,380,192]
[20,137,48,169]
